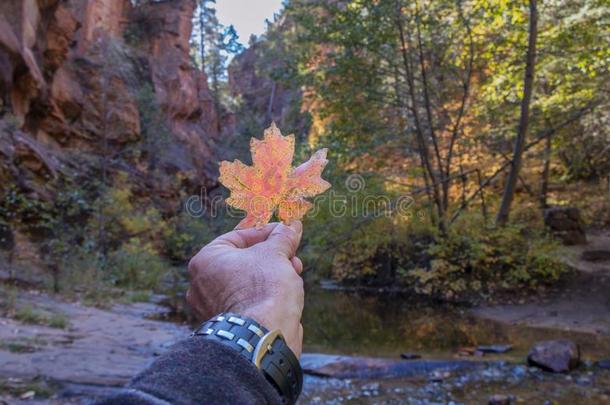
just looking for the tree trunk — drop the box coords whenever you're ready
[539,130,552,208]
[267,81,277,123]
[199,3,206,69]
[395,9,446,232]
[495,0,538,226]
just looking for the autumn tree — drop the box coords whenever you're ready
[288,0,477,231]
[495,0,538,225]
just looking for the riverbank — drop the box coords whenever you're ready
[1,230,609,403]
[472,228,610,337]
[1,284,609,404]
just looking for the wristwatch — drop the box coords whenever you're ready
[192,313,303,405]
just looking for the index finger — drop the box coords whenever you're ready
[210,222,281,249]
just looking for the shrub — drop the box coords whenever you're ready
[48,313,70,329]
[407,214,568,300]
[163,213,213,263]
[14,305,47,325]
[326,207,568,301]
[13,305,70,329]
[108,237,167,290]
[125,290,152,303]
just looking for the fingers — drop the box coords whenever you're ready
[211,222,280,249]
[205,220,303,257]
[291,256,303,275]
[265,220,303,258]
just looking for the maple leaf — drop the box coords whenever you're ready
[219,123,331,229]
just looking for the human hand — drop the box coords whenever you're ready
[187,221,304,357]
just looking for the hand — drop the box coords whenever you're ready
[187,221,305,357]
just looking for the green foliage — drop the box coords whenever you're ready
[0,339,39,353]
[190,0,243,109]
[322,207,567,301]
[125,290,152,303]
[0,284,17,313]
[407,214,567,300]
[48,313,70,329]
[12,305,70,329]
[164,213,213,263]
[136,84,171,171]
[0,168,175,300]
[14,305,47,325]
[108,238,167,290]
[90,174,166,244]
[0,376,57,399]
[301,167,420,279]
[0,187,55,240]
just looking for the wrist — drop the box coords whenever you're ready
[237,300,301,356]
[193,312,303,405]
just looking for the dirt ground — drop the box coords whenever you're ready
[472,229,610,336]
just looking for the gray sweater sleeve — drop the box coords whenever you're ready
[96,338,282,405]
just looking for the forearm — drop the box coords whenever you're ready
[96,338,281,405]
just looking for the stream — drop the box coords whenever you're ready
[302,287,610,359]
[298,287,610,404]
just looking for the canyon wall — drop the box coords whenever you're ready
[0,0,230,270]
[0,0,224,200]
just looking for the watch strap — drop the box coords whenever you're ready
[193,313,303,405]
[193,313,268,361]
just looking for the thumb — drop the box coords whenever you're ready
[264,220,303,258]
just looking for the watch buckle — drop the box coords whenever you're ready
[252,329,282,368]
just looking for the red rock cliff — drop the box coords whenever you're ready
[0,0,223,198]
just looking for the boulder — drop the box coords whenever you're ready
[526,340,580,372]
[300,353,485,379]
[581,250,610,262]
[400,352,421,360]
[543,207,587,245]
[489,394,512,405]
[477,344,513,354]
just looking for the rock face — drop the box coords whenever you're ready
[0,0,227,265]
[0,0,222,191]
[543,207,587,245]
[527,340,580,373]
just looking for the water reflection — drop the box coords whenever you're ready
[302,287,610,359]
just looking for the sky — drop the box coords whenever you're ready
[215,0,285,46]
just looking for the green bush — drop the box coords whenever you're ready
[13,305,70,329]
[125,290,152,303]
[108,238,167,290]
[324,207,568,301]
[163,213,213,263]
[407,215,568,299]
[48,313,70,329]
[14,305,47,325]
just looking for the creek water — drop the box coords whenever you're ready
[298,287,610,404]
[302,287,610,359]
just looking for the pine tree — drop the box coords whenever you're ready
[191,1,243,123]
